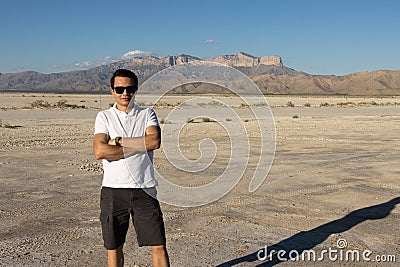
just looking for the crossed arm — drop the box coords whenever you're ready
[93,125,161,161]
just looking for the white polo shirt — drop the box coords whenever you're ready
[94,103,160,188]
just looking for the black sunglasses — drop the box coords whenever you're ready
[113,86,137,94]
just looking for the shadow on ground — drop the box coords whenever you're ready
[217,197,400,266]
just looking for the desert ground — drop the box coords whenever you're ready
[0,92,399,266]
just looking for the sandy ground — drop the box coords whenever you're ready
[0,93,399,266]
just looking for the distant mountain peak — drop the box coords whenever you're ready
[2,51,398,95]
[237,51,257,57]
[210,52,282,67]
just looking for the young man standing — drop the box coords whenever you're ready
[93,69,170,267]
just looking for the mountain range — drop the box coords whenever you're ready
[1,52,399,95]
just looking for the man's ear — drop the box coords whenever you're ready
[109,87,113,94]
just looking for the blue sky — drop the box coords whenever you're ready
[1,0,399,75]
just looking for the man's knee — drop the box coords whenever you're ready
[108,244,124,255]
[151,245,167,255]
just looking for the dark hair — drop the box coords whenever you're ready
[110,69,138,89]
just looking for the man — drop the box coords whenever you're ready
[93,69,170,267]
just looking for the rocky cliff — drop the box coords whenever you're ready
[210,52,282,67]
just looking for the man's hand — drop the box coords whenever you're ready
[108,138,117,146]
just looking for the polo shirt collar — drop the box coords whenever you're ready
[112,103,137,116]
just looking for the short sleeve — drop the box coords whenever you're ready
[94,112,109,135]
[146,108,159,128]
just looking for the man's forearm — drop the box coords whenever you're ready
[119,134,160,152]
[94,125,160,161]
[103,135,159,160]
[94,142,125,160]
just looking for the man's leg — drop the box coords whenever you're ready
[100,188,131,267]
[107,244,124,267]
[151,245,170,267]
[132,189,169,266]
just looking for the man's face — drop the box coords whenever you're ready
[111,76,136,111]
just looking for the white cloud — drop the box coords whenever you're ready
[72,50,154,69]
[74,61,92,68]
[201,39,219,44]
[122,50,153,59]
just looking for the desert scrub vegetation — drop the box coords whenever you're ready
[158,118,171,124]
[286,101,295,107]
[154,101,182,108]
[319,100,400,107]
[26,99,87,109]
[186,117,216,123]
[336,101,357,107]
[320,102,333,107]
[0,121,22,129]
